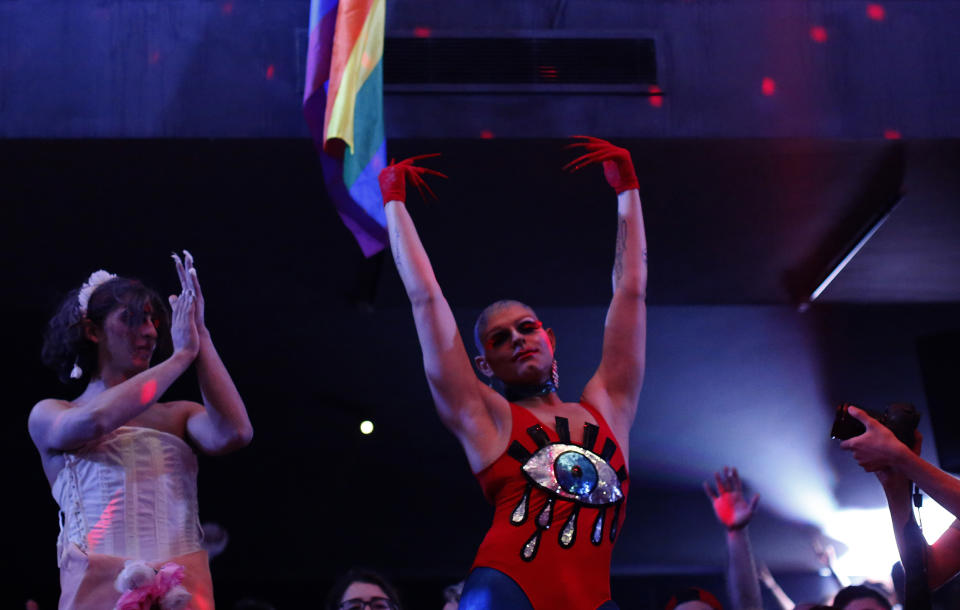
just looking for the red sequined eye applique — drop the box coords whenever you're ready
[506,417,626,561]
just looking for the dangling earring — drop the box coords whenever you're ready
[69,358,83,379]
[551,360,559,389]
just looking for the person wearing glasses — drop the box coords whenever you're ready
[379,137,648,609]
[326,568,402,610]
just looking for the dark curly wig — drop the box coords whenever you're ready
[41,275,170,384]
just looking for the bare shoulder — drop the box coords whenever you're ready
[30,397,71,416]
[28,398,70,433]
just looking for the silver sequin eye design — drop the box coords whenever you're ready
[507,418,627,561]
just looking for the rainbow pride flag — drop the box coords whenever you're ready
[303,0,387,257]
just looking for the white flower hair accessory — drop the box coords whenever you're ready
[77,269,117,316]
[70,269,117,379]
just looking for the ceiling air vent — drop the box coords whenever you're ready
[384,36,657,93]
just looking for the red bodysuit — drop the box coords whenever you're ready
[472,401,629,609]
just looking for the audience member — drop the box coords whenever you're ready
[326,568,403,610]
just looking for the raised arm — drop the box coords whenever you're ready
[380,156,503,469]
[704,467,763,610]
[174,252,254,455]
[568,137,648,428]
[29,291,199,454]
[842,406,960,591]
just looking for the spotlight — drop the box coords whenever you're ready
[360,420,374,435]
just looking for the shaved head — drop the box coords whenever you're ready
[473,300,538,353]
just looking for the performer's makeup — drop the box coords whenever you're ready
[484,318,543,351]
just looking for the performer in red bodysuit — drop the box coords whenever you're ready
[380,138,647,609]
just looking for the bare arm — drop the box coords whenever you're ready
[29,290,199,453]
[757,562,796,610]
[378,158,503,468]
[883,458,960,591]
[29,351,196,453]
[704,467,763,610]
[587,188,647,422]
[172,252,253,455]
[842,407,960,590]
[185,332,253,454]
[843,407,960,529]
[385,199,502,459]
[726,529,763,610]
[568,139,647,428]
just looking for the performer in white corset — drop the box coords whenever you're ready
[29,252,253,610]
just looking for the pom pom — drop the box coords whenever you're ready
[114,560,155,593]
[69,360,83,379]
[159,585,192,610]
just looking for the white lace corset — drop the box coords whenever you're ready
[52,427,203,564]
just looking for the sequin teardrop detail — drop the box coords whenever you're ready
[559,505,580,548]
[591,506,606,545]
[537,496,555,529]
[511,484,532,525]
[522,528,542,561]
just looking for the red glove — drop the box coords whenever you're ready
[562,135,639,194]
[378,154,447,205]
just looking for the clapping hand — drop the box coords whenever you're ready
[171,250,206,334]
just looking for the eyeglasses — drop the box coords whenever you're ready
[338,598,396,610]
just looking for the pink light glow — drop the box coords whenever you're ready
[867,4,886,21]
[761,77,776,96]
[413,26,431,38]
[86,492,122,551]
[648,85,663,108]
[810,26,828,43]
[221,2,234,15]
[884,129,902,140]
[480,130,495,140]
[140,379,158,405]
[265,65,276,80]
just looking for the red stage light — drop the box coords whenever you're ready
[538,65,558,80]
[761,77,776,96]
[266,64,276,80]
[413,26,431,38]
[867,3,885,21]
[884,129,901,140]
[648,85,663,108]
[480,130,495,139]
[810,26,828,43]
